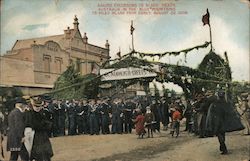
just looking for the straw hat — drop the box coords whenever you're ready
[30,97,44,106]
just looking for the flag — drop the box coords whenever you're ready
[130,21,135,35]
[117,51,121,58]
[117,47,121,58]
[202,8,210,26]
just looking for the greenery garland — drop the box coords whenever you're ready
[134,41,211,58]
[102,41,211,67]
[50,41,242,100]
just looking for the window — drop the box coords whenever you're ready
[43,55,51,73]
[76,58,81,73]
[69,59,73,65]
[55,57,63,74]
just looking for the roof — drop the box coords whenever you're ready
[1,82,53,89]
[10,28,108,55]
[12,34,65,50]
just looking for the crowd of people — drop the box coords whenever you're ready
[5,92,242,139]
[33,97,171,137]
[31,96,190,138]
[0,89,249,161]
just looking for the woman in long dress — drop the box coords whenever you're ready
[30,97,53,161]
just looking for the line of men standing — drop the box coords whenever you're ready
[42,97,134,136]
[42,97,173,137]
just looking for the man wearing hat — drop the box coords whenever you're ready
[7,97,29,161]
[82,98,90,134]
[75,100,84,134]
[160,97,170,131]
[88,99,99,135]
[150,100,161,133]
[57,100,66,136]
[111,98,123,134]
[99,98,111,134]
[206,90,228,154]
[29,97,53,161]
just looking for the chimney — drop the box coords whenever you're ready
[73,15,79,30]
[105,40,110,50]
[83,32,88,43]
[64,26,71,39]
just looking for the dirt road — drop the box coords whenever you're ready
[2,130,250,161]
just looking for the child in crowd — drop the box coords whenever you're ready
[133,110,146,139]
[171,107,182,138]
[144,106,155,138]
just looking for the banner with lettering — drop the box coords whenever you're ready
[100,66,159,81]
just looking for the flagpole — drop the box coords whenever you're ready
[209,24,213,51]
[202,9,213,51]
[131,20,134,51]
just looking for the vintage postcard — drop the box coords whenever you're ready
[0,0,249,161]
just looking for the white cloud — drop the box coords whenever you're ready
[88,13,163,58]
[2,2,87,37]
[1,2,87,54]
[159,16,249,81]
[212,17,249,81]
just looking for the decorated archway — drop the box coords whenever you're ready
[99,51,232,98]
[51,41,233,100]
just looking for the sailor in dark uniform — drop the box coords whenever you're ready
[58,100,66,136]
[76,101,84,134]
[123,99,134,134]
[67,100,77,135]
[51,100,59,137]
[82,99,90,134]
[111,99,123,134]
[88,99,99,135]
[43,101,53,137]
[151,100,161,133]
[100,98,111,134]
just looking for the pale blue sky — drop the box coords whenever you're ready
[1,0,249,82]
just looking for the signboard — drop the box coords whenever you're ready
[136,91,146,96]
[100,66,159,81]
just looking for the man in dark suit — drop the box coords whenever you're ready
[7,98,29,161]
[67,100,77,135]
[123,99,133,134]
[111,98,123,134]
[82,99,89,134]
[206,90,228,154]
[76,101,84,134]
[100,98,111,134]
[58,100,66,136]
[88,99,99,135]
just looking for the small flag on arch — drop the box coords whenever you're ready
[202,8,210,26]
[130,21,135,35]
[117,47,121,59]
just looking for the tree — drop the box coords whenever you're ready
[52,65,100,99]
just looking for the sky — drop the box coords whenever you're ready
[0,0,249,90]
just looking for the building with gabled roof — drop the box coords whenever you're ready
[0,16,110,96]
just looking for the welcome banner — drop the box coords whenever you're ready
[100,66,158,81]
